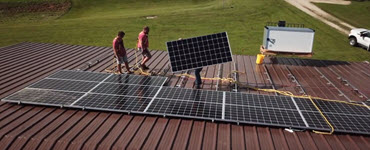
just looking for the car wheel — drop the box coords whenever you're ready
[349,37,357,46]
[368,45,370,51]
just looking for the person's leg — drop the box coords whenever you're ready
[124,62,131,73]
[141,57,149,66]
[116,57,123,74]
[194,68,203,89]
[141,49,151,69]
[122,55,131,73]
[117,64,122,74]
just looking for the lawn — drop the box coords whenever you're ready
[314,1,370,29]
[1,0,369,61]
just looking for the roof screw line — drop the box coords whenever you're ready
[326,66,368,101]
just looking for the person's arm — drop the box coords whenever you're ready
[113,41,120,58]
[138,33,147,50]
[143,36,148,50]
[138,37,143,49]
[122,42,127,56]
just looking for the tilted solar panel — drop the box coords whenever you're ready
[166,32,233,72]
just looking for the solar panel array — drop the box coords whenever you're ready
[4,70,168,112]
[2,70,370,135]
[166,32,233,72]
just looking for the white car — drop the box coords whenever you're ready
[348,28,370,51]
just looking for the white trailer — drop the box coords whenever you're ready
[262,26,315,54]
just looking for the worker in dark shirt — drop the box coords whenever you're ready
[113,31,131,74]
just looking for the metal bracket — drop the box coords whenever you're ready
[263,65,277,96]
[176,70,190,88]
[328,67,368,101]
[314,67,352,102]
[286,66,307,95]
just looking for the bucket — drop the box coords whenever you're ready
[256,54,265,65]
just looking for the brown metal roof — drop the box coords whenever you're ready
[0,42,369,149]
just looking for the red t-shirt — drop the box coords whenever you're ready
[137,31,149,49]
[113,37,126,56]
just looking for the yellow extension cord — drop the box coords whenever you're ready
[106,50,369,135]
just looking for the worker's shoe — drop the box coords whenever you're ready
[140,64,149,70]
[195,84,202,89]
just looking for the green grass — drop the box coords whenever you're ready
[0,0,67,2]
[314,1,370,29]
[0,0,70,22]
[1,0,369,62]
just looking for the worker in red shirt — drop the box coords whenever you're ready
[113,31,131,74]
[137,26,152,70]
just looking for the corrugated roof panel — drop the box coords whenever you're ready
[0,43,369,149]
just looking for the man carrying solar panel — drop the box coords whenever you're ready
[137,26,152,70]
[113,31,132,74]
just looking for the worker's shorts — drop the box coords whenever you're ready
[116,55,128,64]
[138,48,152,58]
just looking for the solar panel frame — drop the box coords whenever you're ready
[156,87,224,104]
[29,79,99,92]
[104,74,168,86]
[294,98,370,116]
[166,32,233,72]
[2,88,85,107]
[73,94,152,113]
[301,111,331,130]
[293,98,318,112]
[223,104,308,128]
[324,113,370,134]
[1,70,166,108]
[47,70,168,87]
[47,70,111,82]
[225,92,298,110]
[145,98,223,120]
[91,83,160,98]
[313,99,370,116]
